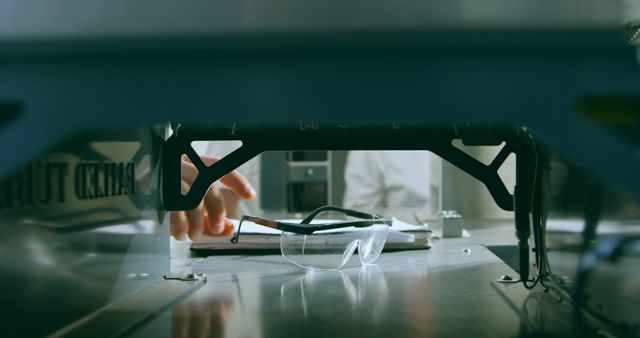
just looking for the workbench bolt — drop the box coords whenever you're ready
[497,275,514,283]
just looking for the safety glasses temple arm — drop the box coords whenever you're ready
[232,214,392,243]
[301,206,385,224]
[284,219,392,234]
[231,215,280,243]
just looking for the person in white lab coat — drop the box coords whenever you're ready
[343,151,439,213]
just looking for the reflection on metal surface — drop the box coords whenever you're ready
[0,134,158,231]
[170,276,236,338]
[171,293,234,338]
[156,246,532,338]
[542,149,640,334]
[50,276,206,338]
[0,128,168,337]
[279,266,389,322]
[492,278,629,338]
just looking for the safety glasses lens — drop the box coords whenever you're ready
[280,224,390,270]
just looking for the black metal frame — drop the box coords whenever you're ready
[162,121,540,282]
[230,205,391,243]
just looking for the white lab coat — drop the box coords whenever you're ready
[343,151,438,213]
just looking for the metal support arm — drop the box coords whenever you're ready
[161,122,538,281]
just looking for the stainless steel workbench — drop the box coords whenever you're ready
[131,225,540,338]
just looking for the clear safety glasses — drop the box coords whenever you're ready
[231,206,392,270]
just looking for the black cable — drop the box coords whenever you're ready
[497,131,547,290]
[521,132,545,290]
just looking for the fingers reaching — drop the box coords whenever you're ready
[219,170,256,200]
[171,154,256,240]
[181,155,256,200]
[170,211,189,240]
[185,201,206,240]
[203,183,226,235]
[199,155,256,200]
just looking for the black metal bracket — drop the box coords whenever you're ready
[161,121,538,280]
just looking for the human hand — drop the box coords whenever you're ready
[170,155,256,240]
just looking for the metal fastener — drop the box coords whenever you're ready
[164,273,207,282]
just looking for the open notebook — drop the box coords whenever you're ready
[191,217,432,252]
